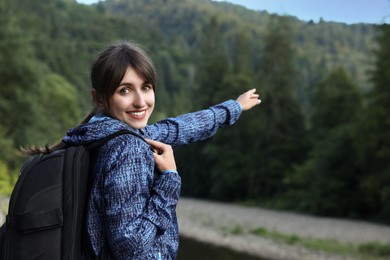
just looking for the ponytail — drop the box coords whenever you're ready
[20,142,67,156]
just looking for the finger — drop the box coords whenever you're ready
[250,97,261,106]
[145,139,165,154]
[145,139,163,148]
[247,88,256,95]
[146,139,174,155]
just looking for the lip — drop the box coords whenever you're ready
[127,110,147,120]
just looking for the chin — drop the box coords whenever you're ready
[128,121,147,130]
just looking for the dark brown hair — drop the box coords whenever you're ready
[84,40,157,123]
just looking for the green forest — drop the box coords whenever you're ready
[1,0,389,224]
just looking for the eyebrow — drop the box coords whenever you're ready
[119,81,149,87]
[119,82,134,87]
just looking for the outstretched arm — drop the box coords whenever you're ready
[145,88,261,147]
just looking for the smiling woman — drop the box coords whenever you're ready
[21,40,261,259]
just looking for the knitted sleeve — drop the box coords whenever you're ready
[145,100,242,147]
[102,136,181,258]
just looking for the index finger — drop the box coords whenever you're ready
[146,138,170,152]
[246,88,257,95]
[145,139,163,148]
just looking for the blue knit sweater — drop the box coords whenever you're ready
[63,100,241,259]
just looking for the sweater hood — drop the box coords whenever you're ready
[62,117,139,146]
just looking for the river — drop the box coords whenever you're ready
[177,236,265,260]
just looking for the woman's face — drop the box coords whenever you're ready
[108,67,155,129]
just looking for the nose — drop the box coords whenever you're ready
[133,90,146,108]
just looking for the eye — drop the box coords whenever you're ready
[142,84,153,92]
[119,87,130,95]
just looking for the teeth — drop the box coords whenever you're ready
[132,111,145,116]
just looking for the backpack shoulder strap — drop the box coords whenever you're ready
[86,129,148,151]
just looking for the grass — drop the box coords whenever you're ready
[225,225,390,259]
[358,243,390,257]
[230,225,244,235]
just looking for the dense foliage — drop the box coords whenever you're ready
[1,0,389,223]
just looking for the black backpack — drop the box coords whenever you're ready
[0,129,145,260]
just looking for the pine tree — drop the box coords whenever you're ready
[194,16,229,108]
[249,16,307,199]
[355,24,390,222]
[206,35,256,200]
[286,68,363,217]
[178,17,230,198]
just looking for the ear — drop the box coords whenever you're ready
[91,89,104,108]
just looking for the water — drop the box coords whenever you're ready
[177,236,265,260]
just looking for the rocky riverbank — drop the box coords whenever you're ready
[177,198,390,260]
[2,197,389,259]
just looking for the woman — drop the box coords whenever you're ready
[62,41,261,259]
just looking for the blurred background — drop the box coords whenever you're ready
[1,0,389,258]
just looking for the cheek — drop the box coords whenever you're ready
[108,95,127,114]
[146,93,155,107]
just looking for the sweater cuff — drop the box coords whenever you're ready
[161,170,178,175]
[212,100,242,126]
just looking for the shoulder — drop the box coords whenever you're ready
[97,133,153,171]
[106,133,150,156]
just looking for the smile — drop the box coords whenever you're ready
[128,110,146,119]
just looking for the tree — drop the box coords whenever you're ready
[193,16,229,108]
[285,68,363,217]
[202,30,258,201]
[0,0,42,147]
[248,16,307,200]
[354,24,390,222]
[178,17,230,198]
[29,73,81,146]
[205,73,256,201]
[311,68,363,139]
